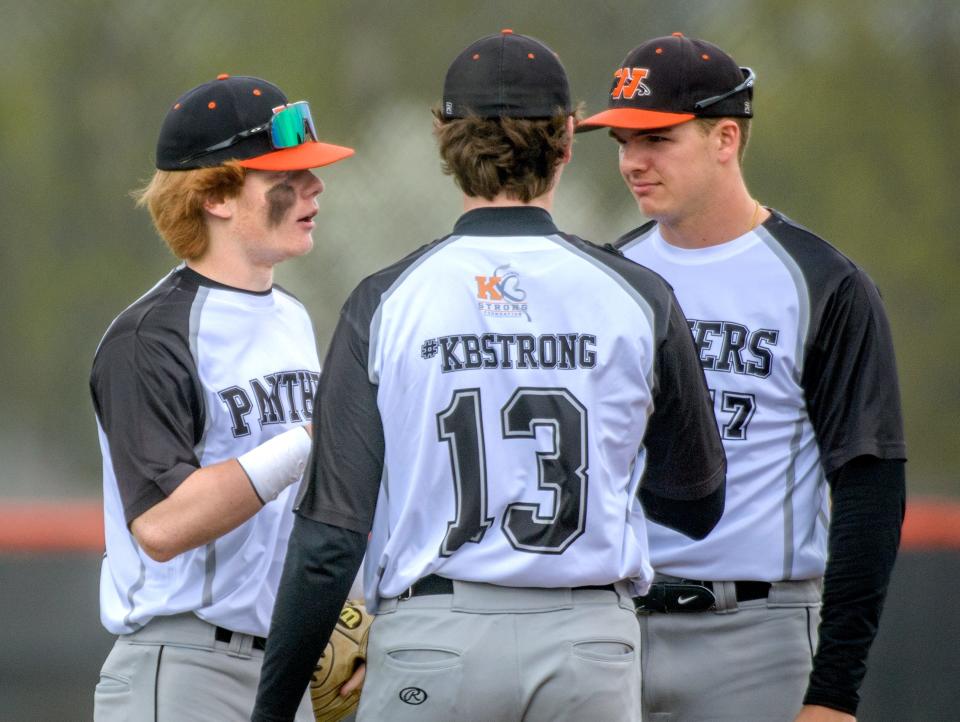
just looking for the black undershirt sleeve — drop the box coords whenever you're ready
[639,484,725,541]
[294,285,384,532]
[639,292,726,539]
[252,516,366,722]
[803,455,905,714]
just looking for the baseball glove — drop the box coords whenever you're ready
[309,599,373,722]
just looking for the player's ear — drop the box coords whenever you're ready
[562,115,575,164]
[203,193,234,220]
[714,119,740,164]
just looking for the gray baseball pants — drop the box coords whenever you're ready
[357,580,641,722]
[639,578,822,722]
[93,612,315,722]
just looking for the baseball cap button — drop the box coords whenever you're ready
[217,73,230,80]
[441,30,570,119]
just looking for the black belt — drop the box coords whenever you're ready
[215,626,267,651]
[634,580,772,613]
[401,573,616,599]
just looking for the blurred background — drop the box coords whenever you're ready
[1,0,957,719]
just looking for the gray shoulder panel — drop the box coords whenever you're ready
[368,235,462,384]
[188,284,211,461]
[549,234,666,376]
[545,234,657,354]
[756,225,811,380]
[616,223,658,253]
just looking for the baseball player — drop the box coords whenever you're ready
[252,30,726,722]
[579,33,907,722]
[90,74,353,721]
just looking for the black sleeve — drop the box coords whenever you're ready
[90,331,203,523]
[639,484,725,541]
[639,293,726,538]
[295,291,385,533]
[252,516,366,722]
[803,456,905,714]
[802,270,907,475]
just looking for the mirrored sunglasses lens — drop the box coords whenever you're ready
[301,107,318,143]
[271,103,315,148]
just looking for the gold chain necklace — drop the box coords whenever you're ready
[748,200,761,232]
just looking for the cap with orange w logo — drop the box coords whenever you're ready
[578,32,754,132]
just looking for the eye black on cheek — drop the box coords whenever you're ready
[265,183,296,227]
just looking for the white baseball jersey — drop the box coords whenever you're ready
[295,207,725,611]
[619,211,906,581]
[90,266,320,636]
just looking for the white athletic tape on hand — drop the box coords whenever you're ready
[237,426,312,503]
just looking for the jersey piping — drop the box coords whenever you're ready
[188,284,211,462]
[756,223,811,578]
[122,554,147,631]
[756,225,810,380]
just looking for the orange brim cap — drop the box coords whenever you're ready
[577,107,695,132]
[238,141,355,171]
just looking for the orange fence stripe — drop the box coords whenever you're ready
[0,501,104,552]
[901,498,960,550]
[0,498,958,553]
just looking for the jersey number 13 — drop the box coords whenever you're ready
[437,387,588,557]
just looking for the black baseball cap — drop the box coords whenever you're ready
[155,74,354,171]
[578,33,754,131]
[441,29,572,119]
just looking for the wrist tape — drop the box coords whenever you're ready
[237,426,312,503]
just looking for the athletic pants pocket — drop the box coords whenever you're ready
[357,645,463,721]
[93,641,162,722]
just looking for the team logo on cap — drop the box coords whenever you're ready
[611,67,651,100]
[475,264,531,321]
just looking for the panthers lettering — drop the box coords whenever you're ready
[219,370,321,437]
[687,320,778,378]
